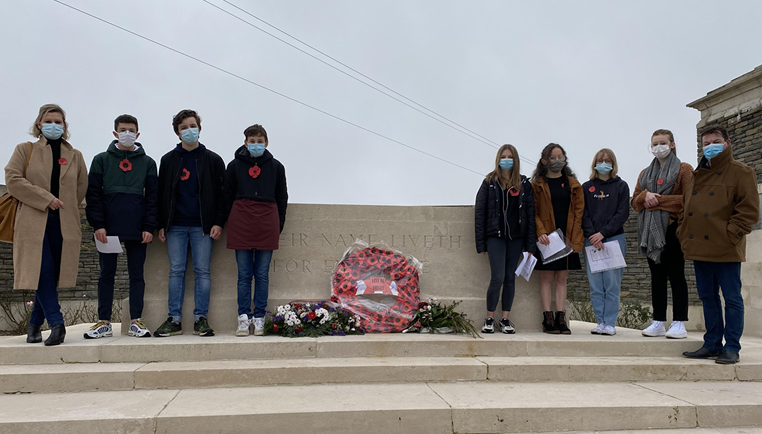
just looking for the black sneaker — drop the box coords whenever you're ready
[482,317,495,334]
[154,317,182,337]
[499,318,515,334]
[194,317,215,336]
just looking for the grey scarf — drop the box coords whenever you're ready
[637,152,681,263]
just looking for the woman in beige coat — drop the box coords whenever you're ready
[4,104,88,346]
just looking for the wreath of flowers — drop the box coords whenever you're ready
[249,166,261,179]
[331,246,420,332]
[266,300,365,337]
[119,159,132,172]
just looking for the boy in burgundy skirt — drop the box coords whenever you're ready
[223,124,288,336]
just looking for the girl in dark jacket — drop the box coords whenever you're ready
[224,124,288,337]
[475,144,536,334]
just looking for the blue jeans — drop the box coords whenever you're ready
[583,233,626,327]
[30,213,64,327]
[694,261,744,353]
[166,226,214,320]
[235,249,273,318]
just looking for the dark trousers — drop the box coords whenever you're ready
[97,241,147,321]
[647,222,689,321]
[486,236,524,312]
[694,261,744,353]
[29,213,64,327]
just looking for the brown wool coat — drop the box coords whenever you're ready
[4,138,88,289]
[532,175,585,252]
[676,149,760,262]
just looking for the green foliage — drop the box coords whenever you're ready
[403,299,481,339]
[568,295,651,329]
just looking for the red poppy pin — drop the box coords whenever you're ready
[657,178,664,185]
[561,183,565,188]
[249,166,261,179]
[509,187,520,197]
[119,159,132,172]
[58,158,67,165]
[589,186,596,193]
[180,168,190,181]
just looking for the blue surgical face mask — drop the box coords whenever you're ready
[594,163,613,175]
[703,143,724,160]
[247,143,265,157]
[41,123,64,140]
[498,158,513,171]
[180,127,199,145]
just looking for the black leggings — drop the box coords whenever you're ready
[647,222,689,321]
[486,237,524,312]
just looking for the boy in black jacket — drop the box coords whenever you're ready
[154,109,226,337]
[85,114,158,338]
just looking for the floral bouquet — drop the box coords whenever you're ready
[402,299,480,339]
[266,300,366,338]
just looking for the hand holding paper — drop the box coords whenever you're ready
[94,235,123,254]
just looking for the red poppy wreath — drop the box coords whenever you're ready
[331,244,421,332]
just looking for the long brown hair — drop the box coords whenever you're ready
[486,144,521,190]
[532,143,575,180]
[589,148,619,180]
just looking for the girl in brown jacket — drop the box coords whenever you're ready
[631,129,693,339]
[532,143,584,334]
[4,104,88,346]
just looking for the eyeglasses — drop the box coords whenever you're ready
[548,155,566,162]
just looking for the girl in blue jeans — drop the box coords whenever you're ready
[581,149,630,335]
[223,124,288,336]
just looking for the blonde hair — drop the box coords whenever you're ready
[486,144,522,191]
[30,104,69,141]
[589,148,619,180]
[651,129,677,156]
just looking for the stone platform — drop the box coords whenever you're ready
[129,204,550,335]
[2,322,762,433]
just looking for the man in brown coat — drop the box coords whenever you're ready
[677,125,760,364]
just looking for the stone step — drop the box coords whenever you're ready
[1,382,761,433]
[0,322,704,365]
[2,353,761,394]
[521,430,762,434]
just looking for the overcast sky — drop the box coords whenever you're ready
[2,0,761,206]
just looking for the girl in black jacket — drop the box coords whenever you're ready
[475,145,536,334]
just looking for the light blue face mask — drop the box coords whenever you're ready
[594,163,613,175]
[498,158,514,171]
[703,143,724,160]
[41,123,64,140]
[247,143,265,157]
[181,127,199,145]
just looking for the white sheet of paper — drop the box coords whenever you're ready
[95,235,123,254]
[536,230,566,259]
[585,241,626,273]
[515,251,537,281]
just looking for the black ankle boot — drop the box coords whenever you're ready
[26,324,42,344]
[555,311,571,335]
[44,324,66,346]
[542,311,559,334]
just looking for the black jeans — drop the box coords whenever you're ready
[647,222,689,321]
[486,236,524,312]
[97,241,147,321]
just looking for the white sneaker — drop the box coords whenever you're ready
[236,314,250,337]
[665,321,688,339]
[642,320,666,337]
[253,317,265,336]
[601,324,616,336]
[590,323,603,334]
[128,319,151,337]
[83,321,112,339]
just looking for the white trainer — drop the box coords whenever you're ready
[253,317,265,336]
[83,321,112,339]
[236,314,250,337]
[590,323,603,334]
[128,319,151,337]
[665,321,688,339]
[601,324,616,336]
[642,320,666,337]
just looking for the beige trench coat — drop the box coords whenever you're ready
[4,138,88,289]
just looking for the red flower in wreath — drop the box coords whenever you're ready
[249,166,261,178]
[180,168,190,181]
[308,312,317,320]
[58,158,67,165]
[119,159,132,172]
[294,325,302,333]
[588,186,596,193]
[657,178,664,185]
[272,324,279,332]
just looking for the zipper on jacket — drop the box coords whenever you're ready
[196,158,205,235]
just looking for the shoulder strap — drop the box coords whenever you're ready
[22,142,33,178]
